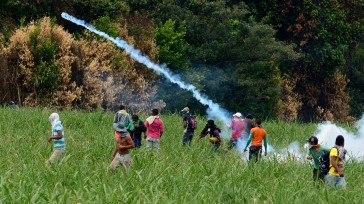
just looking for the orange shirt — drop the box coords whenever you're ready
[250,126,267,146]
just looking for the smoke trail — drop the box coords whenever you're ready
[61,12,231,131]
[314,115,364,160]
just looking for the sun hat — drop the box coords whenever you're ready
[233,112,242,118]
[113,123,127,136]
[181,107,190,112]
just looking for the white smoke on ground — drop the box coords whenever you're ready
[61,12,232,131]
[314,115,364,160]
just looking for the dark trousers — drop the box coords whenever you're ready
[313,168,325,181]
[210,142,221,152]
[227,139,238,150]
[249,146,262,162]
[133,135,142,148]
[182,131,194,146]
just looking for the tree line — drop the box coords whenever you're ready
[0,0,363,122]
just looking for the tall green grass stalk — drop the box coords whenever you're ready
[0,107,363,203]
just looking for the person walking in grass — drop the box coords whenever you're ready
[127,114,146,148]
[145,109,164,150]
[181,107,197,146]
[197,120,222,152]
[112,105,131,159]
[113,105,131,141]
[46,113,66,165]
[306,136,330,181]
[109,122,134,171]
[241,113,253,141]
[243,118,267,162]
[226,112,244,150]
[325,135,347,189]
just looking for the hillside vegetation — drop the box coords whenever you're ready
[0,1,363,122]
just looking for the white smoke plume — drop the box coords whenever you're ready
[315,115,364,160]
[61,12,231,129]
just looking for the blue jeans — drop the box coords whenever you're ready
[133,135,142,148]
[325,173,346,189]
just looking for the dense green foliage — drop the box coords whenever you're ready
[29,27,59,98]
[0,0,363,122]
[1,107,364,203]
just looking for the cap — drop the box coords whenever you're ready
[245,113,252,119]
[181,107,190,112]
[306,136,318,145]
[233,112,242,118]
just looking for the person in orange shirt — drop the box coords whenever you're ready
[243,118,267,162]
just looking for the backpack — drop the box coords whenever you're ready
[187,116,197,129]
[318,147,337,175]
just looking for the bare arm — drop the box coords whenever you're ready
[183,120,188,128]
[112,143,118,160]
[330,155,343,176]
[48,130,62,142]
[197,133,207,142]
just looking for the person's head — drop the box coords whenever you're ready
[181,107,190,115]
[132,115,139,122]
[207,120,216,128]
[233,112,242,118]
[245,113,252,119]
[119,105,126,110]
[49,113,60,125]
[152,109,159,116]
[254,118,262,126]
[335,135,345,146]
[306,136,318,146]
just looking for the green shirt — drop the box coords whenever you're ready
[306,145,330,169]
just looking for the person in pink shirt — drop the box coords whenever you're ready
[226,112,244,150]
[145,109,164,149]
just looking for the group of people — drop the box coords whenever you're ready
[180,107,268,163]
[44,105,347,189]
[306,135,347,189]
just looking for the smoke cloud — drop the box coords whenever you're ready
[315,115,364,160]
[61,12,231,129]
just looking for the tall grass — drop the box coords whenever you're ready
[0,107,363,203]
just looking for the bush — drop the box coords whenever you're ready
[1,17,165,112]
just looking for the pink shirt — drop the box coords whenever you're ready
[229,117,244,139]
[145,118,164,139]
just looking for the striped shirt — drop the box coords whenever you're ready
[53,122,65,149]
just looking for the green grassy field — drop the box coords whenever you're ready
[0,107,363,203]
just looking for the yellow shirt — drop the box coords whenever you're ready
[328,147,340,176]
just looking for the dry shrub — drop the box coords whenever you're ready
[277,74,303,121]
[1,17,165,111]
[75,33,165,111]
[320,70,354,122]
[3,17,81,108]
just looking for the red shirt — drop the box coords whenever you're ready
[229,117,244,139]
[145,118,164,139]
